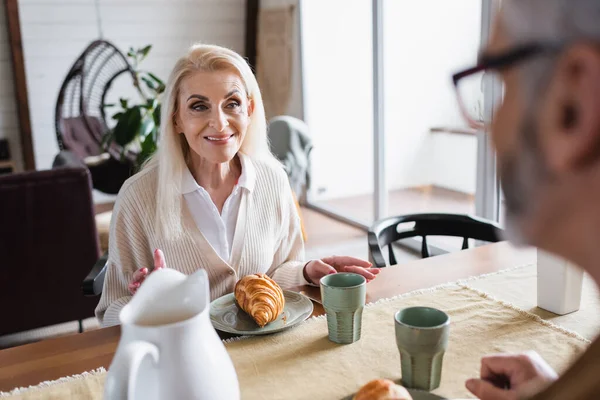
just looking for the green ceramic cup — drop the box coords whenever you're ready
[394,306,450,391]
[320,273,367,344]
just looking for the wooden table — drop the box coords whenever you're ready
[0,242,535,392]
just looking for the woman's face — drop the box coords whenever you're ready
[175,69,253,165]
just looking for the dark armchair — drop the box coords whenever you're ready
[53,151,108,297]
[0,156,101,337]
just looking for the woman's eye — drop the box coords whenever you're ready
[226,101,241,109]
[192,103,208,111]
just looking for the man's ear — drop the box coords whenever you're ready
[539,44,600,175]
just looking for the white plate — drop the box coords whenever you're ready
[210,290,313,335]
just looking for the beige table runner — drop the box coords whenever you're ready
[227,285,588,399]
[464,264,600,340]
[0,369,106,400]
[1,282,590,400]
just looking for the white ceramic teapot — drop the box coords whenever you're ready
[103,268,240,400]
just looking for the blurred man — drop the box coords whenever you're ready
[452,0,600,399]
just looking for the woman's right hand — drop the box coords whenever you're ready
[128,249,167,295]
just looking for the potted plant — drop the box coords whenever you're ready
[103,45,165,169]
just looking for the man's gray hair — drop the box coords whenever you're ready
[503,0,600,43]
[502,0,600,100]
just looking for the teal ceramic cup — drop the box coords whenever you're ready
[394,307,450,391]
[320,273,367,344]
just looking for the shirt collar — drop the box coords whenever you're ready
[181,153,256,194]
[237,152,256,192]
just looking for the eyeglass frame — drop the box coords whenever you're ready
[452,42,565,129]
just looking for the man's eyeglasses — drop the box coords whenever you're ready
[452,42,564,130]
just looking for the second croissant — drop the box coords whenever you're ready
[234,274,285,327]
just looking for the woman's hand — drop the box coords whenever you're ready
[465,351,558,400]
[303,256,380,285]
[128,249,167,295]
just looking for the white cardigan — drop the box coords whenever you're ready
[95,156,308,327]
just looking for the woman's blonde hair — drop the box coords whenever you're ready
[145,43,273,238]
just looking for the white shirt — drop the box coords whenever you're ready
[181,154,256,263]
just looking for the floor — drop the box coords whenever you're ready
[304,186,476,259]
[1,186,474,348]
[317,186,475,224]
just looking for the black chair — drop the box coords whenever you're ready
[368,213,503,268]
[83,253,108,296]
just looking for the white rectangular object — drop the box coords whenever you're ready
[537,250,584,315]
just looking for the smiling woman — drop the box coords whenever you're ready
[94,43,380,327]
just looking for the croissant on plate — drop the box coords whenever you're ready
[234,274,285,327]
[354,379,413,400]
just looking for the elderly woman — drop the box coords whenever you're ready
[95,44,379,326]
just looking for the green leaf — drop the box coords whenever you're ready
[140,116,155,138]
[146,72,164,86]
[141,76,156,91]
[139,98,155,110]
[113,106,143,146]
[103,103,116,108]
[153,103,161,127]
[119,98,129,109]
[152,125,159,143]
[138,45,152,60]
[111,112,124,121]
[141,130,157,153]
[145,98,158,110]
[138,131,158,167]
[145,72,165,93]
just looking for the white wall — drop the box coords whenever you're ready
[0,0,24,170]
[17,0,246,170]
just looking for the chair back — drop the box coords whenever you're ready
[55,40,139,161]
[268,116,313,200]
[0,167,100,335]
[368,213,503,268]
